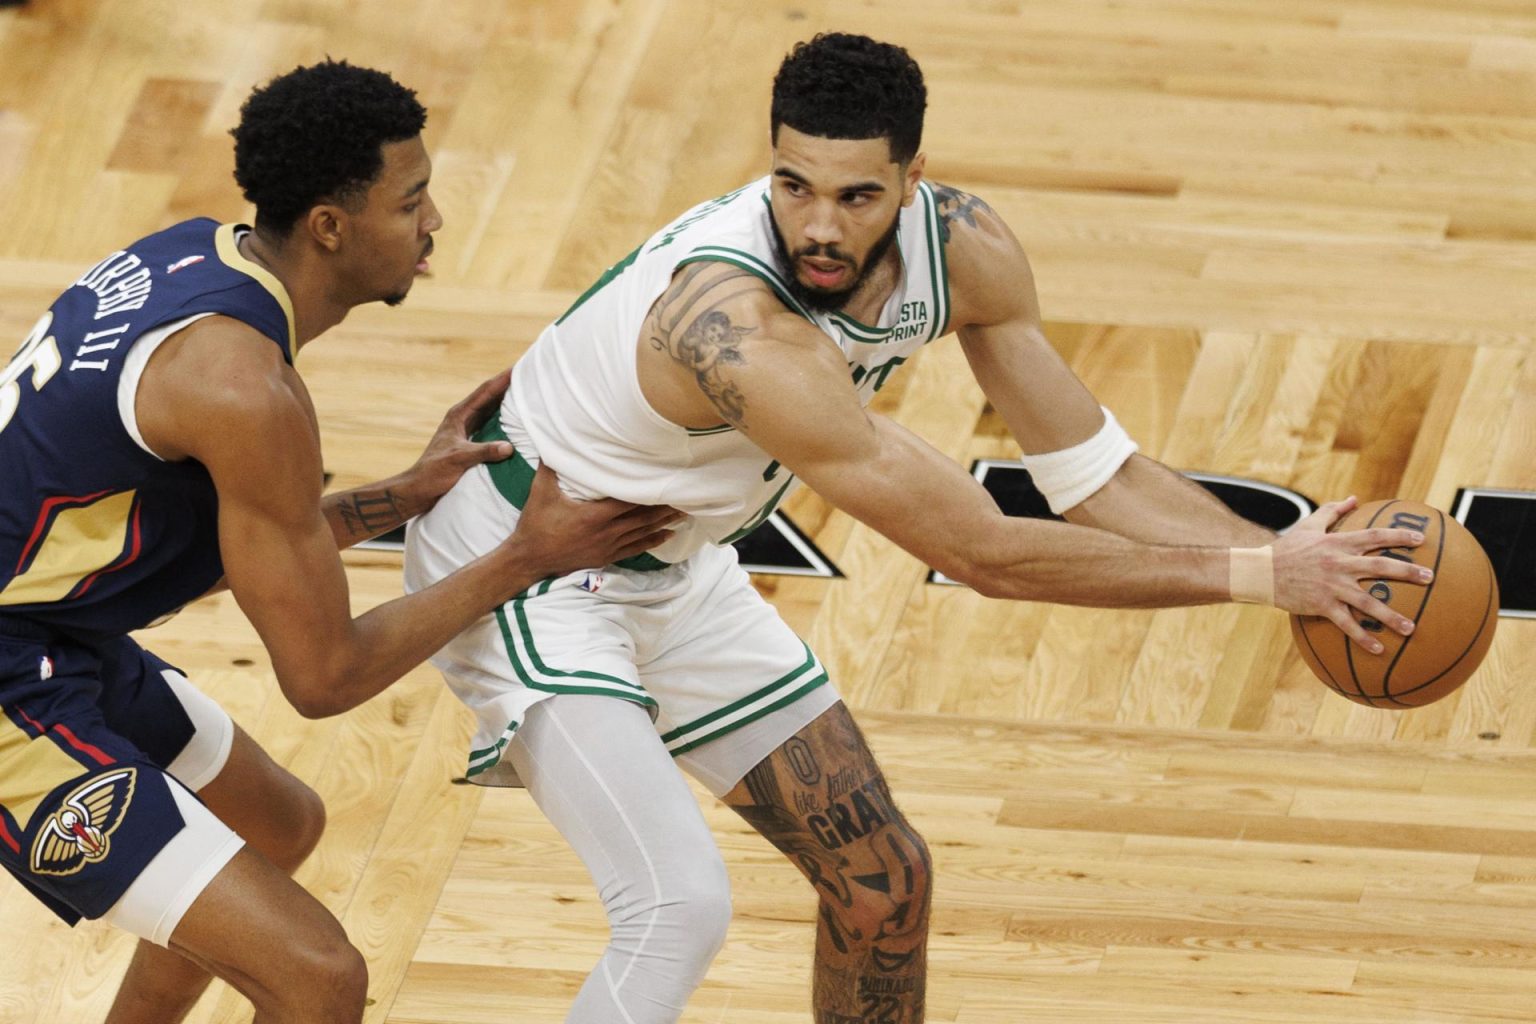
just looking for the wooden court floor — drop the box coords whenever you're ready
[2,0,1535,1021]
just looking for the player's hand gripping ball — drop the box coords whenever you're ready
[1290,499,1498,707]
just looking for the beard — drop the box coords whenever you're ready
[770,212,900,313]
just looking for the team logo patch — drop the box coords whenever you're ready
[165,254,205,274]
[30,768,138,876]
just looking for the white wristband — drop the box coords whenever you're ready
[1017,406,1139,515]
[1229,546,1274,605]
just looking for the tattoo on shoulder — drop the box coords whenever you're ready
[647,262,761,428]
[930,183,994,245]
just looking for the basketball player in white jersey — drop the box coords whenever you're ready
[406,33,1428,1024]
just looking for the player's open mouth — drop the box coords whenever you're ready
[801,259,848,288]
[416,240,434,274]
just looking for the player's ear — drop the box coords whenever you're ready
[902,152,926,206]
[304,204,346,253]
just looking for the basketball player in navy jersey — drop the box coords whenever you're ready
[0,61,677,1023]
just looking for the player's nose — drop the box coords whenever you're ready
[803,201,841,246]
[422,192,444,234]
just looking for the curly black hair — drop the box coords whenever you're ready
[231,60,427,236]
[771,33,926,165]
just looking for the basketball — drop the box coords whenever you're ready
[1290,499,1499,708]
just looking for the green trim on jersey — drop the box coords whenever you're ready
[828,311,892,342]
[918,181,951,342]
[557,244,642,325]
[472,419,670,572]
[677,247,816,322]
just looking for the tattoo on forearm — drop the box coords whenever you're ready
[930,183,993,245]
[647,263,759,427]
[334,490,405,538]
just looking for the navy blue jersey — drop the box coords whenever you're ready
[0,219,294,636]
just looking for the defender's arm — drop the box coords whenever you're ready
[139,319,678,717]
[319,370,518,549]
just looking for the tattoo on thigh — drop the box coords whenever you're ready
[786,736,822,786]
[730,706,930,1021]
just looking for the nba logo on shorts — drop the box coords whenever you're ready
[577,571,604,594]
[39,656,53,680]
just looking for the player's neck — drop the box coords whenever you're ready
[239,230,352,349]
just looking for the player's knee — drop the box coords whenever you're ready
[669,854,733,962]
[284,778,327,866]
[284,929,368,1018]
[839,821,933,944]
[608,850,732,967]
[261,774,326,873]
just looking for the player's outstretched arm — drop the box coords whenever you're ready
[320,370,519,548]
[143,321,678,717]
[934,182,1272,547]
[651,267,1423,651]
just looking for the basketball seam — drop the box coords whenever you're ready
[1343,501,1396,706]
[1378,508,1444,706]
[1388,547,1498,699]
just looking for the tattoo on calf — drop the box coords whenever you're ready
[336,490,405,538]
[647,263,760,427]
[930,183,993,245]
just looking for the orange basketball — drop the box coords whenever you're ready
[1290,499,1499,708]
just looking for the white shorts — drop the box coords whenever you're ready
[404,466,838,795]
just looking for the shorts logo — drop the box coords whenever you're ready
[30,768,138,876]
[38,656,53,680]
[577,571,604,594]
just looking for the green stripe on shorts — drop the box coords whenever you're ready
[660,643,829,756]
[493,594,657,707]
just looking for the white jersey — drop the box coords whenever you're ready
[501,176,953,564]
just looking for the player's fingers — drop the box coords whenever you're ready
[610,529,676,561]
[1338,527,1423,554]
[463,440,515,464]
[448,370,512,428]
[612,504,684,530]
[1339,586,1415,637]
[614,513,684,547]
[1327,603,1387,654]
[1352,554,1433,585]
[575,495,644,518]
[1295,496,1356,534]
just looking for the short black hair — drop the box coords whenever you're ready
[231,59,427,236]
[771,33,926,165]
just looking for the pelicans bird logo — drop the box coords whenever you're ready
[30,768,138,876]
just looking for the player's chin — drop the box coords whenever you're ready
[381,274,422,307]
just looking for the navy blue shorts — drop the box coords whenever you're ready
[0,620,209,924]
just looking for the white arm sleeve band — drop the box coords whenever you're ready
[1017,406,1139,515]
